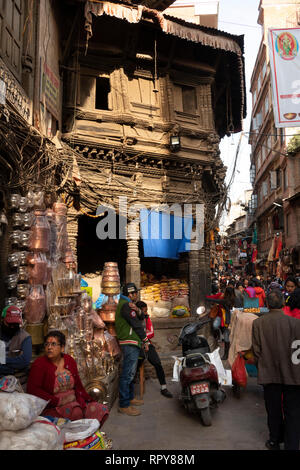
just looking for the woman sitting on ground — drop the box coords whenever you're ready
[27,330,109,425]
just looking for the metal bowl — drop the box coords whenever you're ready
[85,379,107,403]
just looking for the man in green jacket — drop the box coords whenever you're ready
[115,283,150,416]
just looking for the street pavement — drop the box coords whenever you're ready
[102,375,268,451]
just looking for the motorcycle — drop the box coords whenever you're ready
[178,306,226,426]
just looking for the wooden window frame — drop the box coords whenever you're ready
[0,0,23,80]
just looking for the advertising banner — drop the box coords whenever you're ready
[269,28,300,127]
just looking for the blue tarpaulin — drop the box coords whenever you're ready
[140,209,193,259]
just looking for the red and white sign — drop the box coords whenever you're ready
[269,28,300,127]
[190,382,209,396]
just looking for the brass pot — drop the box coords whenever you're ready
[85,378,107,403]
[101,281,120,289]
[101,287,120,295]
[25,323,45,345]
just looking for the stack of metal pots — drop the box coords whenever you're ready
[99,262,120,336]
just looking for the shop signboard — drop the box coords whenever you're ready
[40,60,60,120]
[0,79,6,105]
[81,286,93,298]
[269,28,300,127]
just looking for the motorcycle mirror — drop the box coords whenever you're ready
[196,306,206,316]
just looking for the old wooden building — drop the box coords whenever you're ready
[58,0,246,311]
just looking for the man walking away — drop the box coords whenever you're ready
[115,283,150,416]
[252,289,300,450]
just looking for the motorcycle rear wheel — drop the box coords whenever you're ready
[200,407,212,426]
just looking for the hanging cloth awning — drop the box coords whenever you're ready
[140,209,193,259]
[84,1,243,56]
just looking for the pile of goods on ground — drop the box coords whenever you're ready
[140,273,190,318]
[0,379,112,450]
[0,390,63,450]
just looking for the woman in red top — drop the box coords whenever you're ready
[27,330,109,425]
[283,288,300,320]
[252,278,266,307]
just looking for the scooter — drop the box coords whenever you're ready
[178,306,226,426]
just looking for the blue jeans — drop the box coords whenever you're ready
[119,345,140,408]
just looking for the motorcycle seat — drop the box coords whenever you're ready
[184,347,210,356]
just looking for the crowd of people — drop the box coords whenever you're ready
[209,273,300,321]
[208,272,300,450]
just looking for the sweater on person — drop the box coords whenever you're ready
[27,354,92,408]
[115,297,147,348]
[254,287,266,307]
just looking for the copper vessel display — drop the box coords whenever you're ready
[99,262,120,336]
[27,253,48,285]
[29,210,51,252]
[24,285,46,324]
[53,202,68,216]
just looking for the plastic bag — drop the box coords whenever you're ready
[61,418,100,443]
[0,376,23,393]
[0,416,64,450]
[172,356,183,382]
[206,348,232,386]
[0,392,48,431]
[64,431,107,450]
[231,353,247,388]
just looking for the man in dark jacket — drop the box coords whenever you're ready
[0,306,32,378]
[252,289,300,450]
[115,283,150,416]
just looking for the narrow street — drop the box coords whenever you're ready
[102,376,268,451]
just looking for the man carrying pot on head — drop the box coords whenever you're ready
[0,306,32,378]
[115,283,150,416]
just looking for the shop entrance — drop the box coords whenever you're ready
[77,214,127,283]
[139,240,189,280]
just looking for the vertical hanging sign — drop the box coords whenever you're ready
[269,28,300,128]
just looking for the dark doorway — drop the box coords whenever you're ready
[77,214,127,283]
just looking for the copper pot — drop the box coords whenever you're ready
[53,202,67,215]
[101,303,117,312]
[104,262,118,268]
[106,323,117,337]
[102,275,120,282]
[100,311,116,322]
